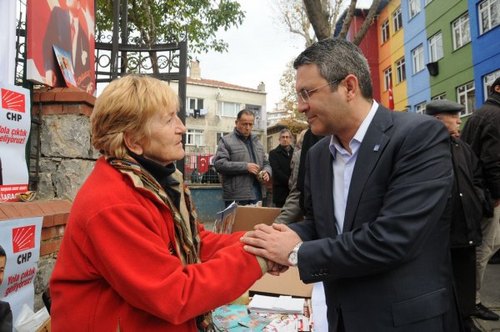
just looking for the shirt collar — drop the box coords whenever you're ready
[329,101,379,159]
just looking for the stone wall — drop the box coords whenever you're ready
[32,87,98,201]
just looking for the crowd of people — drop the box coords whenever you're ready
[19,38,496,332]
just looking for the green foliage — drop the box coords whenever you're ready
[96,0,245,54]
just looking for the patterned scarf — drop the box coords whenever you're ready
[108,155,215,331]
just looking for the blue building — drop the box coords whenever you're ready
[468,0,500,107]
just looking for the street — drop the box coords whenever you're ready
[474,263,500,331]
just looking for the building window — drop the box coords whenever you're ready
[428,32,443,62]
[381,19,390,43]
[479,0,499,35]
[186,129,204,146]
[432,93,446,100]
[415,102,426,114]
[216,132,230,147]
[383,67,392,91]
[409,0,421,19]
[187,97,205,117]
[412,44,424,74]
[483,70,500,100]
[188,97,204,111]
[396,58,406,83]
[393,7,403,32]
[217,101,241,117]
[457,81,475,116]
[452,13,471,50]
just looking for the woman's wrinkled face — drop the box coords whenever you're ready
[139,108,187,166]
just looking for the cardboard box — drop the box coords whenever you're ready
[36,318,51,332]
[230,206,312,298]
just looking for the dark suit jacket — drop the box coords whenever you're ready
[290,106,459,332]
[269,144,294,207]
[0,300,12,332]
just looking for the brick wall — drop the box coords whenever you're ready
[0,200,71,310]
[32,87,94,117]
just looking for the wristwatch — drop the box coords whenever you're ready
[287,242,303,266]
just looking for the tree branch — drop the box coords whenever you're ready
[352,0,382,45]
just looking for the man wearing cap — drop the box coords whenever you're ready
[426,99,485,332]
[461,77,500,321]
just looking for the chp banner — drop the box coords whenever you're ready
[0,217,43,326]
[0,83,31,202]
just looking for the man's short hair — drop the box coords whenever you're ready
[0,244,6,258]
[279,128,291,138]
[237,109,255,120]
[490,77,500,94]
[293,38,373,99]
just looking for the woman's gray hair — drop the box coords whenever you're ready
[293,38,373,99]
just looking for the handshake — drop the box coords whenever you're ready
[241,223,302,276]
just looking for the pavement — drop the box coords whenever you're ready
[474,263,500,332]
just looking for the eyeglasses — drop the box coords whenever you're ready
[297,78,345,103]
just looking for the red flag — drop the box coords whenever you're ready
[388,83,394,111]
[197,155,211,173]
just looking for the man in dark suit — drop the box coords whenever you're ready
[269,128,294,208]
[0,245,13,332]
[242,38,460,332]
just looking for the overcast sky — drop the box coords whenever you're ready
[196,0,373,111]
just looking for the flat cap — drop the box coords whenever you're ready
[425,99,464,116]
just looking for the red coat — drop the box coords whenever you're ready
[50,158,263,331]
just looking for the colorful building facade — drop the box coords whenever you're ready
[341,0,499,114]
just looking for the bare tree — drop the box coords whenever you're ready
[303,0,383,45]
[276,0,382,114]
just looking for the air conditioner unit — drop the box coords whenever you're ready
[426,62,439,76]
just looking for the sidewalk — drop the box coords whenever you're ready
[474,263,500,332]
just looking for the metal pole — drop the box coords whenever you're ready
[177,40,188,175]
[111,0,120,79]
[120,0,128,75]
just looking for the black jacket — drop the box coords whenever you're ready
[461,92,500,201]
[269,144,294,207]
[0,300,12,332]
[449,137,484,247]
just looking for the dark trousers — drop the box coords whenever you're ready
[450,246,476,317]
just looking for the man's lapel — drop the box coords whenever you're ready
[317,139,337,236]
[343,106,393,232]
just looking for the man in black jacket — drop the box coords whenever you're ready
[461,77,500,321]
[0,245,13,332]
[426,100,485,332]
[269,128,294,207]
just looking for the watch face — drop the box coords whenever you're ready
[288,251,298,266]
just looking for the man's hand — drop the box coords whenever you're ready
[247,163,260,175]
[241,223,302,266]
[259,170,270,183]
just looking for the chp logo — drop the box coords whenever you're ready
[1,88,26,122]
[12,225,36,264]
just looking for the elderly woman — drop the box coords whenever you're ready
[50,75,269,331]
